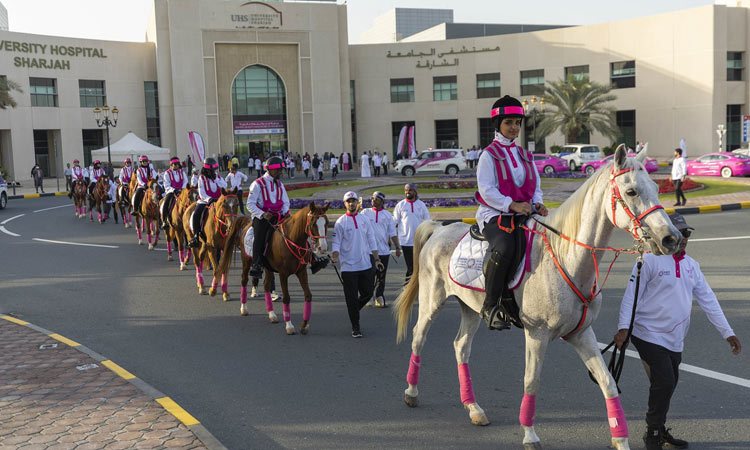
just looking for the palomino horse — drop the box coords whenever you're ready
[116,180,133,228]
[394,146,681,450]
[163,187,199,267]
[216,202,330,335]
[136,180,162,249]
[72,179,88,218]
[182,188,240,299]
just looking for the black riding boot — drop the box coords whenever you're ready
[643,427,662,450]
[480,250,511,331]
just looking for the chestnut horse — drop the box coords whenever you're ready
[92,177,111,224]
[162,187,199,266]
[182,188,239,299]
[116,180,133,228]
[137,180,162,249]
[72,179,87,218]
[216,202,330,335]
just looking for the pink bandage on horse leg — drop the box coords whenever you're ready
[605,397,629,438]
[147,234,152,244]
[211,277,218,290]
[240,286,247,304]
[283,303,291,322]
[264,292,274,312]
[136,227,142,240]
[519,393,536,427]
[221,274,227,293]
[406,353,421,386]
[457,363,476,404]
[303,302,311,321]
[167,242,172,253]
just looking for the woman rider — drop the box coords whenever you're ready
[188,157,227,248]
[475,95,548,331]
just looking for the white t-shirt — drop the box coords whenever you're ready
[392,198,430,246]
[360,207,397,254]
[331,213,378,272]
[671,157,687,181]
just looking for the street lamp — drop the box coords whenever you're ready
[93,105,118,179]
[716,124,726,153]
[522,96,545,152]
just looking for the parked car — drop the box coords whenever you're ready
[0,173,7,210]
[581,153,659,176]
[731,148,750,157]
[394,149,467,176]
[686,152,750,178]
[556,144,604,171]
[533,154,570,175]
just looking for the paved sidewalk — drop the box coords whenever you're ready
[0,317,220,449]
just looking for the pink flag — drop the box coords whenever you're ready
[188,131,205,163]
[397,126,408,157]
[408,126,415,157]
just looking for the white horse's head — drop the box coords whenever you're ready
[606,144,682,255]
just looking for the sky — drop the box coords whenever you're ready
[2,0,718,44]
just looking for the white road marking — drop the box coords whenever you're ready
[0,226,20,237]
[690,236,750,242]
[34,204,72,213]
[32,238,119,249]
[598,342,749,389]
[1,214,24,225]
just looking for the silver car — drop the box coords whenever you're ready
[0,173,7,210]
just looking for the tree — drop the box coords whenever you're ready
[0,77,23,110]
[534,76,621,144]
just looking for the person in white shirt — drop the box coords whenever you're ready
[132,156,158,218]
[392,183,431,285]
[287,157,296,179]
[160,157,188,229]
[102,177,119,224]
[254,157,263,178]
[671,148,687,206]
[225,164,249,215]
[188,157,228,248]
[88,160,106,196]
[361,191,401,307]
[247,156,254,176]
[381,152,389,175]
[614,213,741,450]
[302,158,311,179]
[68,159,87,198]
[316,156,324,180]
[330,155,339,179]
[360,152,371,178]
[189,168,199,188]
[331,191,384,338]
[372,153,382,177]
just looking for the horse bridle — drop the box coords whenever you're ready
[305,212,328,250]
[213,195,238,238]
[609,166,664,242]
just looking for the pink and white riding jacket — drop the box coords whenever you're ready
[197,174,227,204]
[246,173,290,220]
[163,168,187,194]
[119,166,133,184]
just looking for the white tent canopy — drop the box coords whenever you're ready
[90,132,170,164]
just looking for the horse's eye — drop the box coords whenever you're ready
[626,189,637,197]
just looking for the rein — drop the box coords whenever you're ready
[213,195,238,239]
[276,211,327,273]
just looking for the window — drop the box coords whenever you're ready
[435,119,458,148]
[478,118,494,148]
[728,52,743,81]
[727,104,742,151]
[433,76,457,101]
[520,69,544,96]
[30,77,57,107]
[144,82,161,147]
[611,61,635,89]
[81,129,104,167]
[79,80,106,108]
[616,110,636,148]
[564,65,589,82]
[476,73,500,99]
[390,78,414,103]
[392,121,415,158]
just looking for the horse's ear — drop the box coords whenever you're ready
[635,142,648,163]
[221,188,227,196]
[309,200,316,211]
[613,144,628,169]
[323,201,330,212]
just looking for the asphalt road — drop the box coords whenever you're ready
[1,196,748,450]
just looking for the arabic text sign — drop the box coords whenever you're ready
[743,115,750,143]
[233,120,286,135]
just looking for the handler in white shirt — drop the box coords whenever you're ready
[361,191,401,307]
[392,183,430,284]
[331,191,384,338]
[225,164,249,214]
[671,148,687,207]
[615,213,740,449]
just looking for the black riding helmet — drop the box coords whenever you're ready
[491,95,525,131]
[202,157,218,178]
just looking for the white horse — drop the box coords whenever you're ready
[394,145,681,450]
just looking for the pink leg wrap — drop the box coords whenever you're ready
[519,393,536,427]
[196,262,204,285]
[457,363,476,404]
[264,292,273,312]
[303,302,311,321]
[167,242,172,253]
[406,353,421,386]
[221,274,227,293]
[97,212,102,221]
[240,286,247,304]
[283,303,291,322]
[211,277,218,290]
[605,397,629,438]
[136,227,142,239]
[179,249,184,261]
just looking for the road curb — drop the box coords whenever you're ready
[0,313,229,450]
[8,192,67,200]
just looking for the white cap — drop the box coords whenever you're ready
[343,191,358,201]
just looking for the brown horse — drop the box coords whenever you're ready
[216,202,330,335]
[116,179,133,228]
[137,180,162,249]
[162,187,198,266]
[183,188,240,298]
[92,177,111,224]
[72,179,88,218]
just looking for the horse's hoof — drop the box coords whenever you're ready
[240,304,248,316]
[138,240,142,246]
[197,285,205,295]
[223,292,230,302]
[179,263,185,271]
[209,288,217,297]
[300,322,309,335]
[285,325,296,335]
[148,244,154,250]
[250,287,257,298]
[268,312,279,323]
[404,393,419,408]
[523,443,543,450]
[468,411,489,426]
[167,254,173,261]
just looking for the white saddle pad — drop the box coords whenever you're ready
[448,221,536,292]
[243,226,255,258]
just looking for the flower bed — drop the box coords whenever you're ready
[285,181,336,191]
[655,178,702,194]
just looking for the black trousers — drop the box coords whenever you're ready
[133,187,146,214]
[252,217,274,264]
[674,179,687,204]
[373,254,390,298]
[342,268,375,330]
[331,167,338,179]
[632,335,682,428]
[237,189,245,214]
[374,166,381,177]
[192,203,209,238]
[383,164,388,175]
[402,246,414,284]
[483,215,526,277]
[163,190,179,223]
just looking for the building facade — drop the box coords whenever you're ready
[0,1,747,180]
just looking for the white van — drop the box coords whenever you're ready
[558,144,604,171]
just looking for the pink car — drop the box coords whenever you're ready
[533,154,570,176]
[581,153,658,176]
[686,152,750,178]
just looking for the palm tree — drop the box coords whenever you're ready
[534,76,621,144]
[0,77,23,109]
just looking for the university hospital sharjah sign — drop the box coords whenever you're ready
[231,2,282,29]
[1,40,107,70]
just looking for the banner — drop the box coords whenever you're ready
[233,120,286,135]
[188,131,205,163]
[408,126,416,157]
[396,126,407,157]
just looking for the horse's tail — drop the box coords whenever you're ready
[216,215,251,277]
[394,220,441,343]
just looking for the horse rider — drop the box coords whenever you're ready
[68,159,87,198]
[247,156,289,277]
[475,95,548,331]
[188,157,227,248]
[117,157,134,201]
[225,164,249,215]
[131,155,157,217]
[160,157,188,230]
[87,160,106,196]
[360,191,401,307]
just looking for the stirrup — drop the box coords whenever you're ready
[249,262,263,277]
[482,305,510,331]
